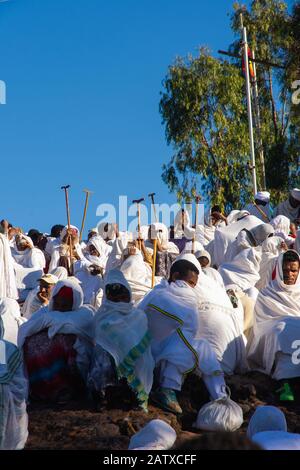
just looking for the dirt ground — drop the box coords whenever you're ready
[25,372,300,450]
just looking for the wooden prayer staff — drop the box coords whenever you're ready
[61,185,73,275]
[253,201,270,222]
[80,189,93,242]
[152,238,157,288]
[148,192,158,223]
[192,195,201,254]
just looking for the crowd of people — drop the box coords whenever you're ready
[0,187,300,450]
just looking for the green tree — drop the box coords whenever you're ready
[230,0,297,196]
[160,0,299,210]
[160,49,253,212]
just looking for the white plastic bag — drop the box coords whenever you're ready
[194,397,243,432]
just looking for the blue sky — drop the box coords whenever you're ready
[0,0,295,235]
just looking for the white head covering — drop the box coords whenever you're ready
[249,223,274,245]
[174,209,195,239]
[236,210,250,221]
[104,269,132,302]
[129,420,177,450]
[291,188,300,202]
[49,278,84,311]
[195,249,211,266]
[60,225,79,242]
[255,191,270,202]
[226,210,241,225]
[97,222,116,241]
[50,266,68,280]
[296,230,300,255]
[271,215,291,238]
[247,406,287,439]
[174,252,202,273]
[87,235,107,256]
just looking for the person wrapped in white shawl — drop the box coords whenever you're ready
[89,270,154,412]
[247,250,300,397]
[18,278,94,402]
[120,247,153,304]
[0,298,27,346]
[139,258,228,415]
[48,225,84,274]
[206,213,262,267]
[74,236,108,307]
[0,339,28,450]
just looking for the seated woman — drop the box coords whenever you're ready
[88,270,154,412]
[0,339,28,450]
[247,250,300,401]
[18,278,94,402]
[74,236,107,307]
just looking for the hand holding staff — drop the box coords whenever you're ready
[61,185,73,275]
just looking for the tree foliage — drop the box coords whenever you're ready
[160,0,299,210]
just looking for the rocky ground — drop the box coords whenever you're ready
[25,372,300,450]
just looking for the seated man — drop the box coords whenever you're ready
[0,339,28,450]
[11,232,46,270]
[244,191,272,222]
[247,250,300,401]
[22,273,58,319]
[18,278,94,402]
[273,188,300,224]
[120,243,153,304]
[89,270,154,412]
[139,259,228,415]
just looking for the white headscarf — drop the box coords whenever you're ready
[255,250,300,324]
[247,406,287,439]
[174,209,195,239]
[255,191,270,203]
[129,420,176,450]
[86,236,111,268]
[49,278,84,311]
[50,266,68,280]
[296,230,300,255]
[256,236,285,290]
[60,225,79,242]
[195,249,211,267]
[0,234,18,300]
[271,215,291,239]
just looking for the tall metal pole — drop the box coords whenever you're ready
[251,50,267,190]
[240,16,257,196]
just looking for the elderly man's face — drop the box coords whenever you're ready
[39,280,54,300]
[282,261,300,285]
